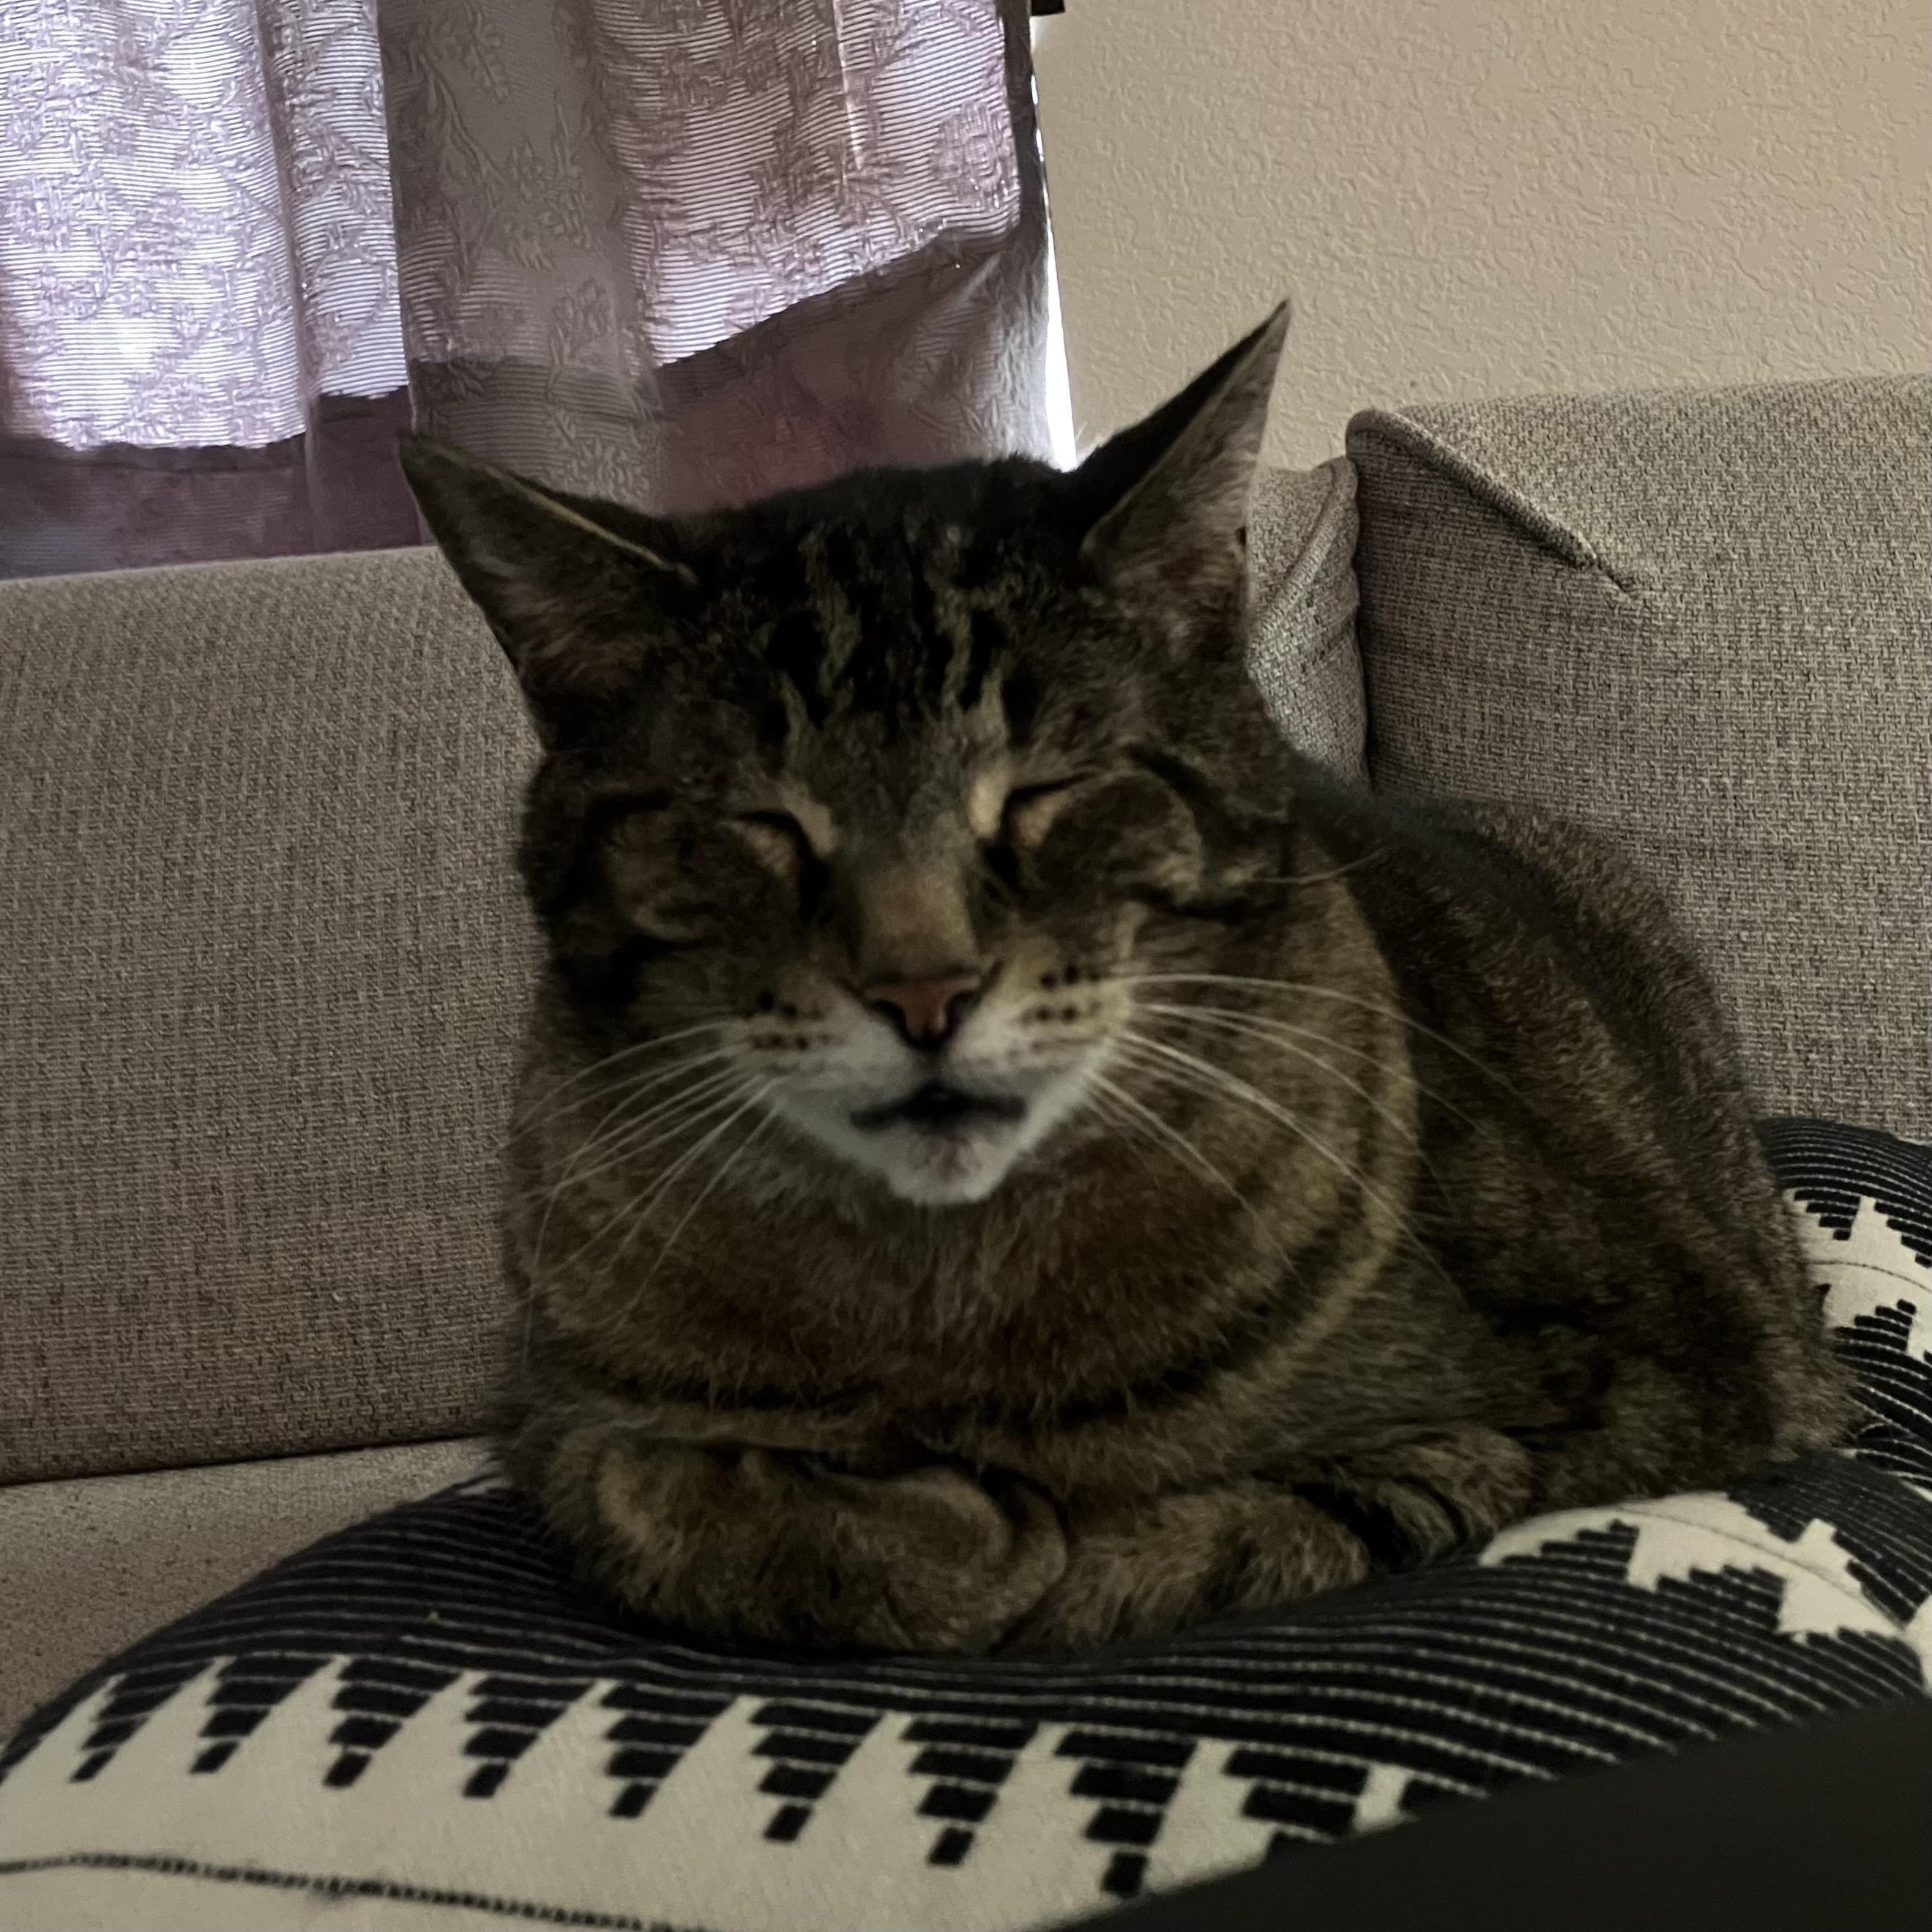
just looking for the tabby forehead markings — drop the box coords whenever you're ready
[769,525,1012,739]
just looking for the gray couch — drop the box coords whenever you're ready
[3,373,1927,1740]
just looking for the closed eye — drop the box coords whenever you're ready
[1001,776,1082,848]
[733,810,827,912]
[738,809,810,844]
[734,810,810,868]
[1005,779,1079,810]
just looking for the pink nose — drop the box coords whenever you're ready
[865,974,983,1048]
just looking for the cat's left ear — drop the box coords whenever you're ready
[398,435,698,743]
[1073,303,1288,607]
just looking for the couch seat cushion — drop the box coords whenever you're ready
[0,1439,487,1742]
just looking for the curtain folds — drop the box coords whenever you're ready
[0,0,1053,578]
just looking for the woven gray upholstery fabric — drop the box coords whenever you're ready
[0,1438,488,1741]
[0,548,540,1484]
[1245,458,1366,779]
[1347,376,1931,1136]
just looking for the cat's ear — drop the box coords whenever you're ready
[398,435,698,740]
[1073,304,1288,606]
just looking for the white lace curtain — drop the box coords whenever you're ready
[0,0,1053,575]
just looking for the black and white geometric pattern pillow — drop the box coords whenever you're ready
[1,1116,1927,1932]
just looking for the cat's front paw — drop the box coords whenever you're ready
[998,1484,1368,1653]
[584,1438,1067,1654]
[803,1461,1070,1652]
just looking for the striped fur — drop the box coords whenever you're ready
[400,314,1852,1654]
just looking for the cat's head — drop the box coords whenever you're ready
[403,310,1295,1208]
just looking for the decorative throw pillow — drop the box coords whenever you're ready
[1,1119,1926,1932]
[1345,377,1932,1137]
[1245,458,1365,779]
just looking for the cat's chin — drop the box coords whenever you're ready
[770,1060,1102,1209]
[868,1118,1026,1208]
[796,1103,1033,1209]
[775,1078,1083,1209]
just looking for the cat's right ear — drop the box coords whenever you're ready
[398,435,698,743]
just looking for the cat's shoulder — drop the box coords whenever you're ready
[1281,754,1685,962]
[1283,755,1573,873]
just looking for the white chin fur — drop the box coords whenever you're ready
[870,1122,1025,1206]
[775,1066,1092,1209]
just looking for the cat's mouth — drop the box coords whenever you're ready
[849,1083,1027,1135]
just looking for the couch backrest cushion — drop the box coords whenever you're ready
[1346,376,1931,1136]
[1246,458,1367,780]
[0,548,540,1483]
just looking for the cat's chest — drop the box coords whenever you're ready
[596,1226,1307,1496]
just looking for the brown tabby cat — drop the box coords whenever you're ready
[400,309,1851,1655]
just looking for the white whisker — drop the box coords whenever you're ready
[1144,1005,1415,1140]
[634,1086,788,1299]
[1089,1072,1299,1278]
[1089,1071,1242,1205]
[1127,971,1524,1104]
[514,1054,739,1381]
[534,1073,752,1285]
[1136,994,1482,1133]
[512,1024,733,1135]
[528,1063,742,1261]
[1242,850,1384,889]
[592,1081,781,1332]
[1141,1003,1460,1198]
[1114,1028,1458,1296]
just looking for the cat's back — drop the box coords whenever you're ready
[1278,756,1849,1475]
[1286,756,1762,1182]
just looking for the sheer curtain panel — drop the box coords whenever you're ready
[0,0,1054,578]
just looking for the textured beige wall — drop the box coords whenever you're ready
[1032,0,1931,466]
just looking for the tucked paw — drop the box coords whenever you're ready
[587,1438,1067,1654]
[803,1461,1069,1652]
[999,1484,1368,1653]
